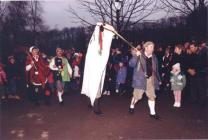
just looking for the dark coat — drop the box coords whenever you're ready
[129,51,161,90]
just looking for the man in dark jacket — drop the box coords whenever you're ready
[171,44,186,72]
[186,42,201,104]
[128,41,161,119]
[196,42,207,106]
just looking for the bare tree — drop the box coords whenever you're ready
[161,0,208,40]
[0,1,7,28]
[27,0,45,43]
[28,0,44,32]
[68,0,159,31]
[0,1,7,17]
[161,0,208,15]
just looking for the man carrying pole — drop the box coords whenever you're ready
[128,41,161,119]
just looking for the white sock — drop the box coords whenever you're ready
[177,102,181,107]
[130,104,134,109]
[148,100,156,115]
[58,91,63,102]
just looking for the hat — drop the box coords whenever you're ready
[74,53,79,56]
[29,46,39,53]
[143,41,155,48]
[172,63,180,69]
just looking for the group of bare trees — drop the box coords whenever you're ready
[0,0,207,60]
[68,0,159,31]
[67,0,207,51]
[69,0,207,35]
[0,1,44,32]
[0,1,7,30]
[161,0,208,15]
[0,1,46,57]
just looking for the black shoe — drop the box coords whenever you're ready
[88,104,93,109]
[129,108,134,114]
[149,114,160,120]
[94,110,104,116]
[59,101,64,106]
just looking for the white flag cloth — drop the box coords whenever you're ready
[81,22,115,105]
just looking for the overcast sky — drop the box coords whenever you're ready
[42,0,167,30]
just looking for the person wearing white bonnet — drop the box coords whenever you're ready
[170,63,186,108]
[172,63,181,74]
[173,63,180,68]
[25,45,51,106]
[29,46,39,53]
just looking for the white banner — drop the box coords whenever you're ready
[81,22,115,105]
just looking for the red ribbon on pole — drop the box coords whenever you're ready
[99,25,104,53]
[99,30,103,51]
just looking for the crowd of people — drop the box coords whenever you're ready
[0,47,84,105]
[0,40,207,117]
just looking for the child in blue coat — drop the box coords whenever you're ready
[116,62,127,94]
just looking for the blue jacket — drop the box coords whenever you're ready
[116,66,127,84]
[129,51,161,90]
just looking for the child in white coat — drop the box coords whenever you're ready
[170,63,186,108]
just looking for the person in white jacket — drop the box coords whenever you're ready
[49,48,72,105]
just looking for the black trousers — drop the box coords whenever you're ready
[189,75,207,104]
[197,74,207,105]
[28,83,51,103]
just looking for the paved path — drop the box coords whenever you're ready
[1,90,208,140]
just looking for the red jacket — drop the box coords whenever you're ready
[0,70,7,85]
[25,55,49,86]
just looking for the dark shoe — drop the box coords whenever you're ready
[93,98,102,114]
[87,97,93,108]
[149,114,160,120]
[129,108,134,114]
[59,101,64,106]
[94,110,104,116]
[88,104,93,109]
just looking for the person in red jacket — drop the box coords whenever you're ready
[0,65,7,100]
[25,46,51,106]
